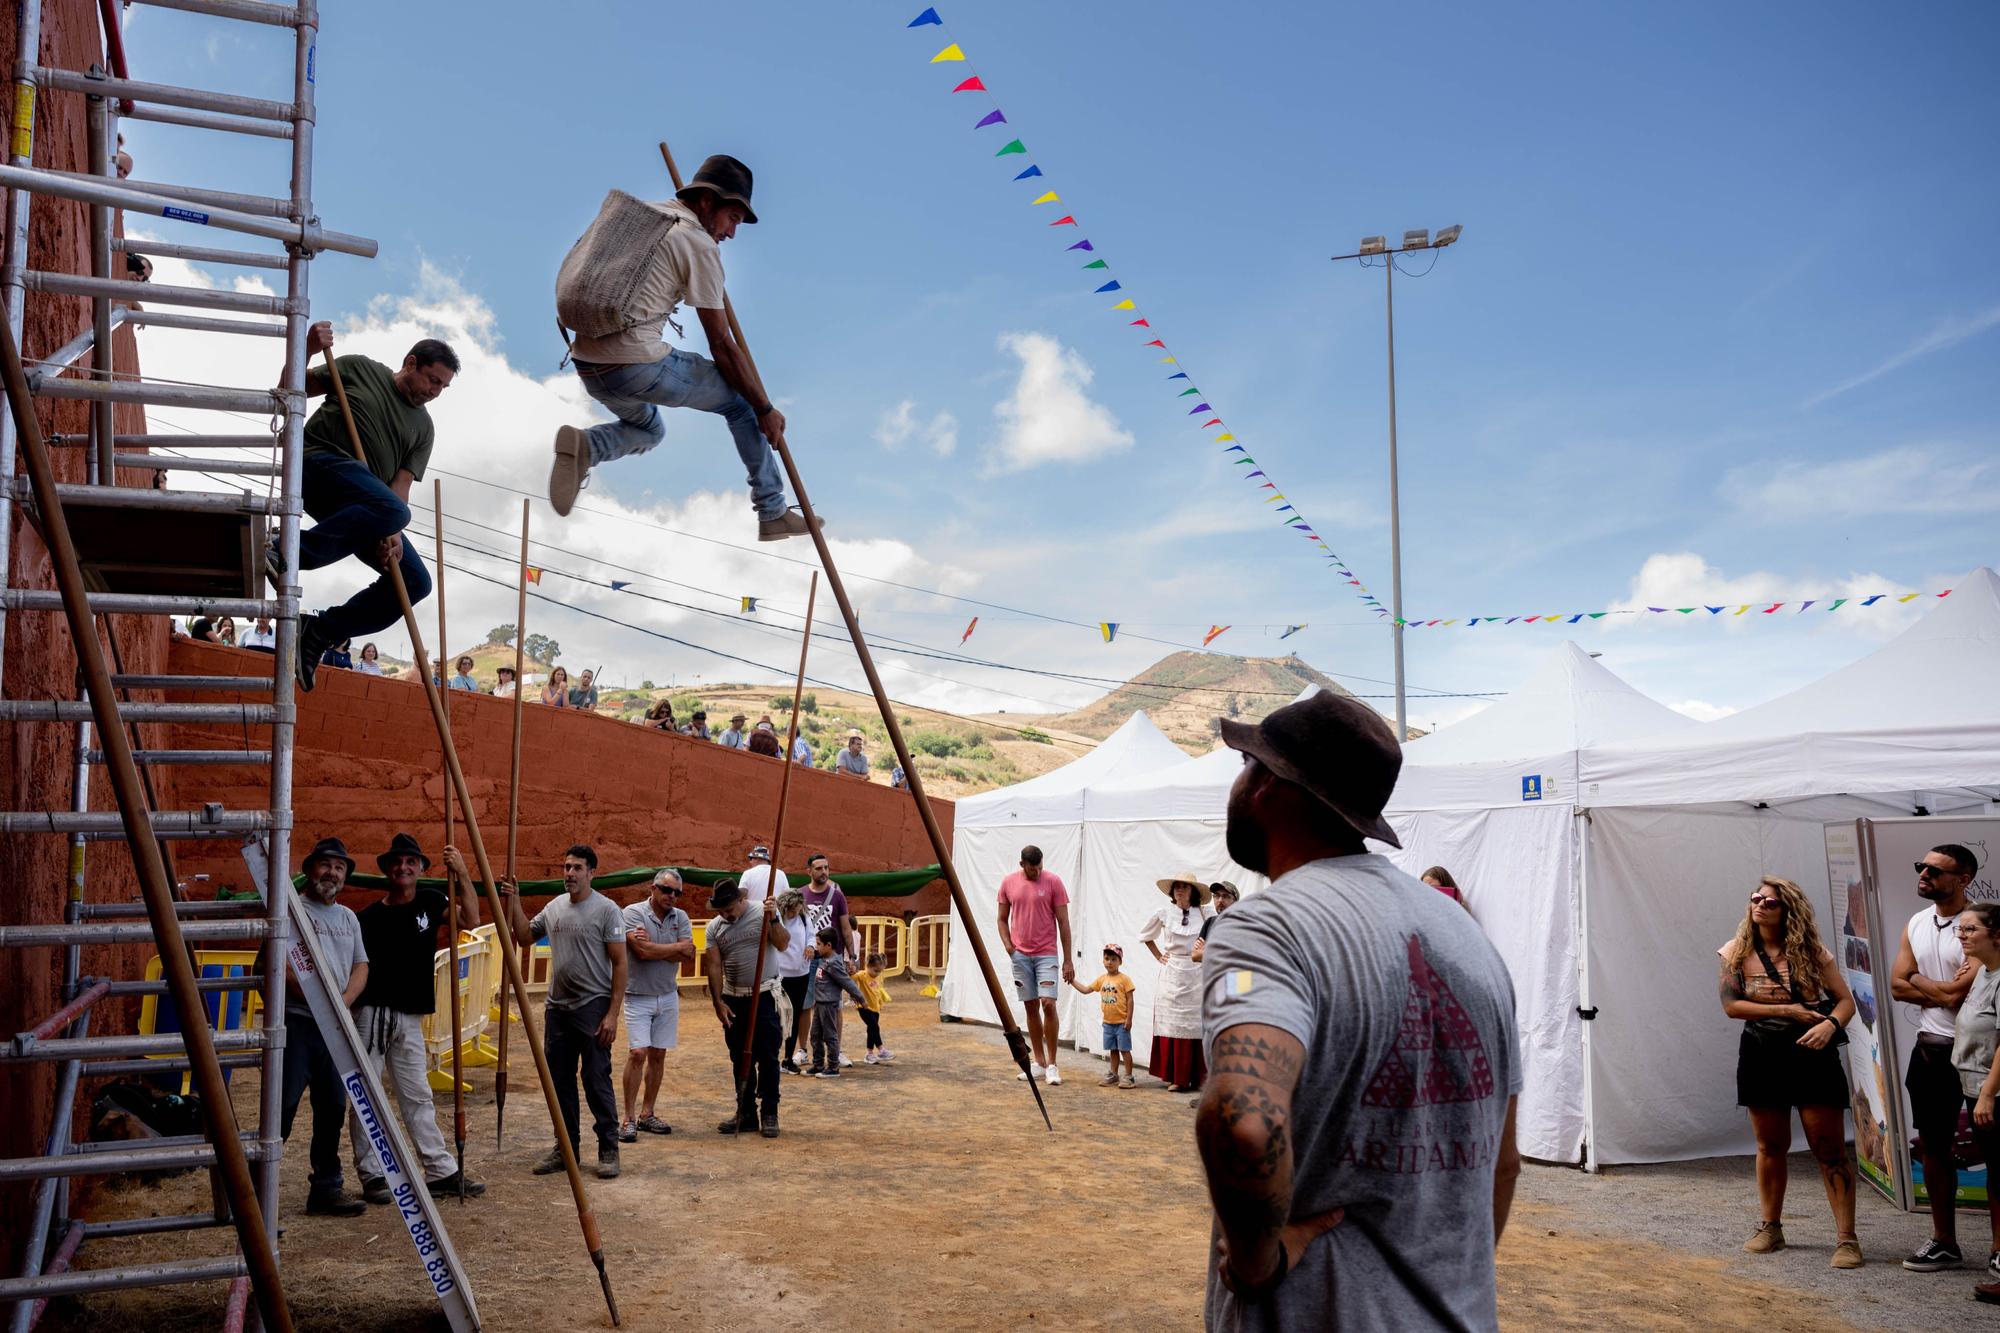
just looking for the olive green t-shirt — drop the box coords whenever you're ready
[302,354,434,486]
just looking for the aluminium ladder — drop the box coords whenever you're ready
[0,1,474,1328]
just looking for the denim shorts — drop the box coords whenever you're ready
[1102,1022,1132,1053]
[1010,951,1060,1003]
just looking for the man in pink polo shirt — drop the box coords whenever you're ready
[996,845,1074,1086]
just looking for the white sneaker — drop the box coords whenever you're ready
[1019,1062,1045,1082]
[1046,1066,1062,1086]
[863,1052,880,1065]
[877,1049,895,1063]
[838,1053,852,1068]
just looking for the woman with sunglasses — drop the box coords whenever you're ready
[1718,876,1861,1267]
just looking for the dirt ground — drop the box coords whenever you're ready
[35,985,1975,1331]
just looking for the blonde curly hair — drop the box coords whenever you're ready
[1722,876,1826,1000]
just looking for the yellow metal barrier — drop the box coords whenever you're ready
[852,916,909,978]
[676,921,710,989]
[908,914,950,997]
[138,951,262,1094]
[422,931,499,1091]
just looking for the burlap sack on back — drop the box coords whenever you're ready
[554,190,683,340]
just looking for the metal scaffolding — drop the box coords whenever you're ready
[0,0,371,1326]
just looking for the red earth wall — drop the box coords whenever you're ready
[163,639,954,921]
[0,0,169,1225]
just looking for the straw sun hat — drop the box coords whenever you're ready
[1155,872,1210,906]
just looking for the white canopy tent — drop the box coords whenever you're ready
[1574,566,2000,1165]
[1384,641,1699,1163]
[940,711,1189,1032]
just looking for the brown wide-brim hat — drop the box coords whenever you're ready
[375,831,433,874]
[675,153,758,225]
[1219,691,1403,849]
[1155,872,1210,906]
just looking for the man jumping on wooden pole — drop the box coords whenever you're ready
[550,154,821,542]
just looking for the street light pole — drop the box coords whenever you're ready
[1331,224,1461,742]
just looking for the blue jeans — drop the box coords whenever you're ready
[299,452,430,642]
[575,350,788,520]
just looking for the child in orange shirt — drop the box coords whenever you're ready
[1069,944,1138,1088]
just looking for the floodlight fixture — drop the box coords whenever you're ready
[1401,228,1430,250]
[1358,235,1387,256]
[1432,224,1463,248]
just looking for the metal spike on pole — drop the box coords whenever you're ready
[659,139,1050,1131]
[320,350,620,1323]
[737,572,816,1086]
[0,319,296,1329]
[434,478,466,1200]
[497,497,529,1149]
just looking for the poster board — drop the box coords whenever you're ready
[1833,816,2000,1211]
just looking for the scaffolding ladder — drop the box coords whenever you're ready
[0,1,470,1328]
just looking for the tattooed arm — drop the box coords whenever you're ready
[1196,1023,1306,1289]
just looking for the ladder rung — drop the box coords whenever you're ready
[110,674,274,692]
[88,749,274,766]
[1,702,280,725]
[113,434,276,448]
[80,1210,230,1240]
[9,479,289,515]
[0,163,378,260]
[34,66,295,123]
[76,899,268,919]
[128,0,304,29]
[98,974,266,997]
[84,1051,263,1078]
[127,310,287,338]
[4,1028,268,1063]
[0,1254,249,1299]
[114,236,288,270]
[0,919,272,949]
[23,168,294,218]
[0,591,281,617]
[121,100,293,141]
[24,268,291,318]
[0,810,273,836]
[115,454,280,475]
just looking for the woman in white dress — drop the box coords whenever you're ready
[1140,872,1214,1092]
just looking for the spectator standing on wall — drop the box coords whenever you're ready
[356,642,383,675]
[569,668,600,711]
[791,732,814,768]
[645,696,676,731]
[683,710,711,741]
[447,656,478,691]
[492,665,516,697]
[835,729,870,779]
[747,721,783,757]
[718,713,748,748]
[540,665,572,708]
[241,616,275,651]
[321,639,354,671]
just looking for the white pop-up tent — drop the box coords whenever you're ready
[1384,641,1699,1163]
[1573,567,2000,1165]
[940,711,1189,1031]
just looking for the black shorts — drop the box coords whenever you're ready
[1737,1027,1849,1110]
[1906,1040,1964,1152]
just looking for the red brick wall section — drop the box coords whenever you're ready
[163,639,956,921]
[0,0,173,1228]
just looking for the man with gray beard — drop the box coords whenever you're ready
[282,837,372,1216]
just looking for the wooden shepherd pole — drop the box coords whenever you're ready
[496,497,529,1148]
[659,139,1049,1129]
[321,351,621,1324]
[737,571,816,1083]
[433,478,467,1199]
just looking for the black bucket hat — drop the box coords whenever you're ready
[676,154,759,224]
[376,831,432,874]
[302,836,356,876]
[1220,692,1403,849]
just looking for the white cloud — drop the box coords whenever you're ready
[1605,552,1927,640]
[1722,443,1999,521]
[1669,698,1738,723]
[1803,303,2000,408]
[986,331,1132,474]
[872,398,958,457]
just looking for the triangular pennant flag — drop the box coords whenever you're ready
[975,109,1007,129]
[1178,387,1201,397]
[1276,505,1294,513]
[1280,625,1306,640]
[1167,372,1188,380]
[1032,190,1061,205]
[1646,607,1666,614]
[1012,163,1041,179]
[1588,612,1608,620]
[1067,239,1094,251]
[1215,433,1235,441]
[1860,594,1883,606]
[1202,625,1230,647]
[1095,280,1122,293]
[931,43,966,62]
[1201,418,1221,426]
[1225,445,1247,453]
[1050,215,1078,226]
[1159,356,1178,363]
[954,75,987,92]
[523,566,543,585]
[1939,589,1953,598]
[1130,318,1151,326]
[1144,338,1166,347]
[1188,403,1212,413]
[609,580,631,592]
[740,595,758,614]
[1568,614,1585,624]
[995,138,1026,156]
[1099,623,1118,643]
[960,616,978,645]
[1082,258,1108,269]
[1897,593,1919,603]
[909,7,943,26]
[1735,605,1750,615]
[1706,606,1724,615]
[1762,603,1783,613]
[1797,600,1815,613]
[1676,607,1696,614]
[1245,470,1266,478]
[1828,598,1847,611]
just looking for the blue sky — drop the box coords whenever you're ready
[126,1,1998,731]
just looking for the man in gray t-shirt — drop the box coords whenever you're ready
[499,844,627,1179]
[704,879,790,1137]
[1197,694,1522,1333]
[281,838,372,1217]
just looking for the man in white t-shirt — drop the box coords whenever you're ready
[737,844,786,909]
[1890,843,1984,1273]
[550,154,815,542]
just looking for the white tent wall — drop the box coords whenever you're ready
[1386,804,1585,1164]
[1582,805,1834,1164]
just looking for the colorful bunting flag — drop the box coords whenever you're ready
[953,75,986,92]
[1098,623,1118,643]
[908,6,942,25]
[960,616,978,645]
[1279,624,1306,640]
[740,596,757,614]
[1202,625,1231,647]
[1383,588,1951,630]
[523,567,543,585]
[609,580,631,592]
[995,138,1025,156]
[930,43,965,62]
[1012,164,1041,179]
[974,109,1007,129]
[1032,190,1061,205]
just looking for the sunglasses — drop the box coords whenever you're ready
[656,885,683,894]
[1916,862,1961,879]
[1749,894,1781,908]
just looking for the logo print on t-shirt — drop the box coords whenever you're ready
[1360,935,1495,1109]
[416,912,430,934]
